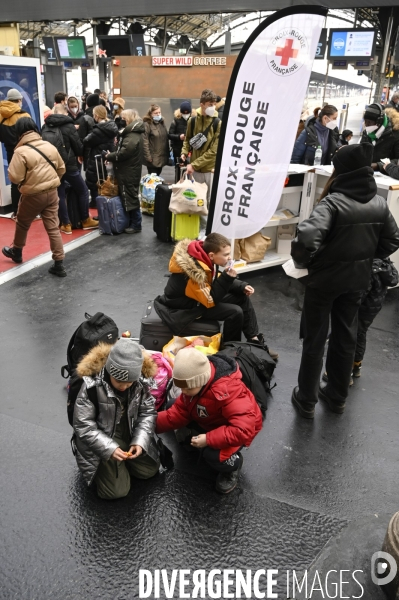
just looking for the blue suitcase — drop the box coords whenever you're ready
[96,196,129,235]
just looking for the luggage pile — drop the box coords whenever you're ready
[140,173,164,215]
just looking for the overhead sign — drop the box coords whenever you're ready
[152,56,193,66]
[328,28,376,61]
[152,56,227,67]
[42,36,57,62]
[207,5,327,240]
[315,28,327,60]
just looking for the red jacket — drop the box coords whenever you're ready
[156,355,263,461]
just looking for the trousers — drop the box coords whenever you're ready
[176,424,242,473]
[354,316,377,363]
[298,286,363,404]
[58,171,90,225]
[205,292,258,342]
[14,189,65,261]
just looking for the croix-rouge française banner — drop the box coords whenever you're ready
[207,6,327,239]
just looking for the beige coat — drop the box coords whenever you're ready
[8,131,65,195]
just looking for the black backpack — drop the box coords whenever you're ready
[42,124,70,165]
[217,342,276,413]
[61,312,119,426]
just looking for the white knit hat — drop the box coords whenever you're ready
[7,88,23,101]
[173,348,211,389]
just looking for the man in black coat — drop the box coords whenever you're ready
[168,100,192,182]
[360,103,399,168]
[290,144,399,418]
[43,105,98,233]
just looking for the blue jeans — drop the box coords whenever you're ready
[128,208,142,230]
[58,171,89,225]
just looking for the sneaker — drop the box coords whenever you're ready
[291,386,315,419]
[124,227,142,234]
[10,212,17,221]
[81,217,99,230]
[352,362,362,378]
[48,260,67,277]
[60,223,72,235]
[252,333,279,360]
[2,245,22,263]
[215,453,243,494]
[318,384,345,414]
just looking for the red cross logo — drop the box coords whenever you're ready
[275,39,298,66]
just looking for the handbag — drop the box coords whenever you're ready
[169,174,208,216]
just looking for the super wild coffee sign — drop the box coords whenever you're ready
[152,56,227,67]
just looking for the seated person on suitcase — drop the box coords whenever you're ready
[156,348,263,494]
[154,233,278,358]
[73,338,160,500]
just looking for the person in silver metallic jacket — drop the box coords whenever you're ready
[73,338,160,499]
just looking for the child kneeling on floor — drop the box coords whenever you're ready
[73,338,160,499]
[154,232,278,358]
[156,348,263,494]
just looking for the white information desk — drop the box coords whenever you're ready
[235,165,399,275]
[235,165,315,274]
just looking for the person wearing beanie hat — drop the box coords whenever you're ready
[291,144,399,419]
[73,338,160,500]
[85,93,100,118]
[156,348,263,494]
[361,103,399,167]
[336,129,353,150]
[169,100,194,181]
[0,89,31,215]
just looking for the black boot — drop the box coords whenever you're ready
[250,333,279,360]
[48,260,67,277]
[291,386,315,419]
[215,454,243,494]
[2,245,22,263]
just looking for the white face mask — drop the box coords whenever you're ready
[70,107,78,114]
[326,119,337,130]
[182,113,190,120]
[205,106,216,117]
[365,125,378,134]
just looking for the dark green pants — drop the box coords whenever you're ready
[95,431,159,500]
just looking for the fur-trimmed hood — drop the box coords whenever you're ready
[386,107,399,131]
[76,342,158,379]
[173,108,197,119]
[169,238,210,285]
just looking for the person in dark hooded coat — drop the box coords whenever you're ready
[83,105,118,206]
[290,143,399,419]
[85,93,100,119]
[106,109,145,234]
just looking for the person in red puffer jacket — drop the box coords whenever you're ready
[156,348,263,494]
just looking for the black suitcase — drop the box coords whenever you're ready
[139,300,220,351]
[67,186,83,229]
[153,184,172,243]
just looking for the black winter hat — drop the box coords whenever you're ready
[333,143,373,174]
[86,93,100,108]
[364,103,384,123]
[341,129,353,139]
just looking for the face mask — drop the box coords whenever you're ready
[365,125,378,134]
[70,107,78,114]
[182,113,190,120]
[205,106,216,117]
[113,104,119,110]
[326,119,337,130]
[153,115,162,122]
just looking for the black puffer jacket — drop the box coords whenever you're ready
[83,120,118,188]
[106,119,144,211]
[168,109,191,157]
[43,113,83,172]
[291,166,399,291]
[291,116,339,165]
[359,258,398,321]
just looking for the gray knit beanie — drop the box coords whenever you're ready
[105,338,143,382]
[7,88,23,101]
[173,348,211,389]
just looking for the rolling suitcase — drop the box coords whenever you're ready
[139,300,220,351]
[171,213,200,242]
[96,196,129,235]
[153,184,172,242]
